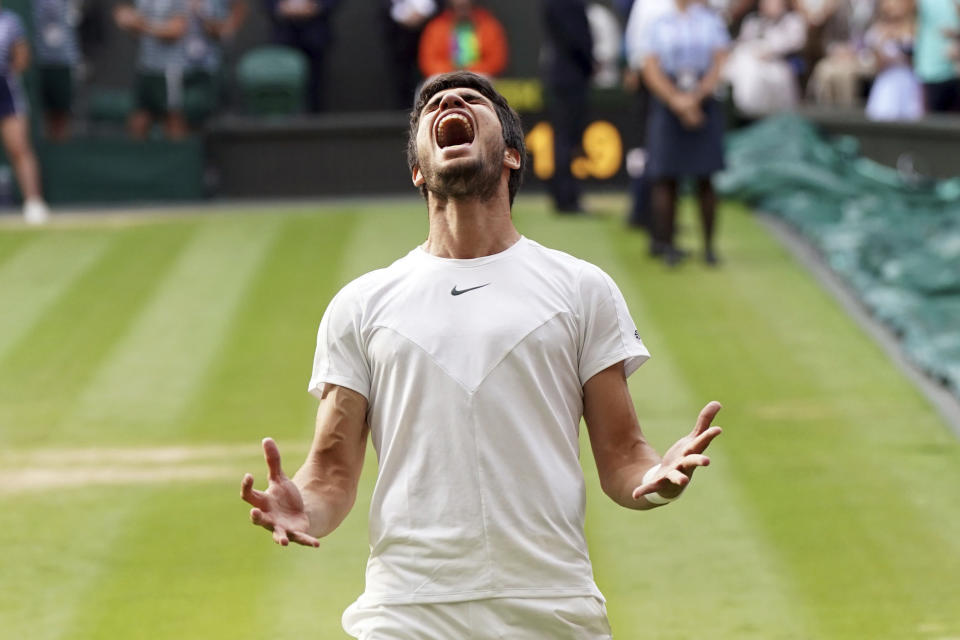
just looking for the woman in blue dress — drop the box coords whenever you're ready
[638,0,730,265]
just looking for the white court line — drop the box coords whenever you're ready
[0,442,311,495]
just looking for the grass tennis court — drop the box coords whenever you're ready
[1,196,959,639]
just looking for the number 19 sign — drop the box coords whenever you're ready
[525,120,623,181]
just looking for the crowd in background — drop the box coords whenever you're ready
[1,0,959,229]
[2,0,956,140]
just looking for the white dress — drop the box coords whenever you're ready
[865,27,924,121]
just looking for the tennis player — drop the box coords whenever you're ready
[241,70,723,638]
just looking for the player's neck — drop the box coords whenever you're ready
[423,194,520,259]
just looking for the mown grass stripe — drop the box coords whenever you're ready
[242,205,428,640]
[178,210,365,443]
[0,222,197,445]
[607,200,960,637]
[67,216,283,443]
[515,200,812,638]
[0,234,112,364]
[58,209,370,640]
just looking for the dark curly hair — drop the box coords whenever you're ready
[407,71,526,206]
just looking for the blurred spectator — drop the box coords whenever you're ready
[114,0,189,139]
[794,0,840,81]
[0,5,49,223]
[587,3,621,88]
[623,0,676,229]
[542,0,592,214]
[639,0,729,265]
[806,0,875,106]
[383,0,437,109]
[724,0,807,116]
[865,0,923,119]
[184,0,247,125]
[264,0,341,113]
[33,0,81,141]
[915,0,960,111]
[418,0,508,78]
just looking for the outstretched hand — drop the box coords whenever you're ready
[241,438,320,547]
[632,401,723,502]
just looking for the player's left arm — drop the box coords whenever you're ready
[583,362,723,510]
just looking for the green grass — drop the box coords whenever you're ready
[1,197,958,639]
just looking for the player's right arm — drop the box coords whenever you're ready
[241,383,369,546]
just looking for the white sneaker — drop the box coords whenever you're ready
[23,198,50,225]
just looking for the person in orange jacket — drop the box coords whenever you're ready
[418,0,508,77]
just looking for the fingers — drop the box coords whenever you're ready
[240,473,269,509]
[664,468,688,486]
[262,437,287,483]
[676,453,711,474]
[288,530,321,548]
[250,507,273,530]
[688,425,723,455]
[250,508,317,548]
[632,482,659,501]
[692,401,723,436]
[631,453,711,500]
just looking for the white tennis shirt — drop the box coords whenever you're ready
[308,236,650,606]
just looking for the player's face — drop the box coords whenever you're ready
[412,87,519,201]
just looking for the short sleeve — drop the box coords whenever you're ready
[708,12,731,51]
[307,286,371,400]
[577,263,651,385]
[635,15,665,64]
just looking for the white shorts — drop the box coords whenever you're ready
[342,596,613,639]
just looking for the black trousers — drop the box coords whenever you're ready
[273,21,330,112]
[382,14,425,110]
[546,80,588,210]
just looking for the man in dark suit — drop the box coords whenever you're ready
[542,0,594,213]
[264,0,341,112]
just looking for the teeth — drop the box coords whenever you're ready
[437,113,474,147]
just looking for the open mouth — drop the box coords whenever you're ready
[436,112,475,148]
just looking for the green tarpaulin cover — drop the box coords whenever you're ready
[717,115,960,398]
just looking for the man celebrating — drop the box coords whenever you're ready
[241,70,723,638]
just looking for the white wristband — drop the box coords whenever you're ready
[640,464,676,505]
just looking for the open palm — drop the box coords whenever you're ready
[632,401,723,501]
[241,438,320,547]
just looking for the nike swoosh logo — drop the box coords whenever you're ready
[451,283,490,296]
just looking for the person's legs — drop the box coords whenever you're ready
[39,65,73,141]
[1,114,48,223]
[548,82,588,213]
[651,177,679,262]
[129,73,158,140]
[627,87,652,229]
[2,115,43,202]
[163,68,188,140]
[697,176,719,264]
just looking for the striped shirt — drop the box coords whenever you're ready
[0,10,26,77]
[185,0,235,72]
[638,3,729,76]
[137,0,188,73]
[34,0,81,66]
